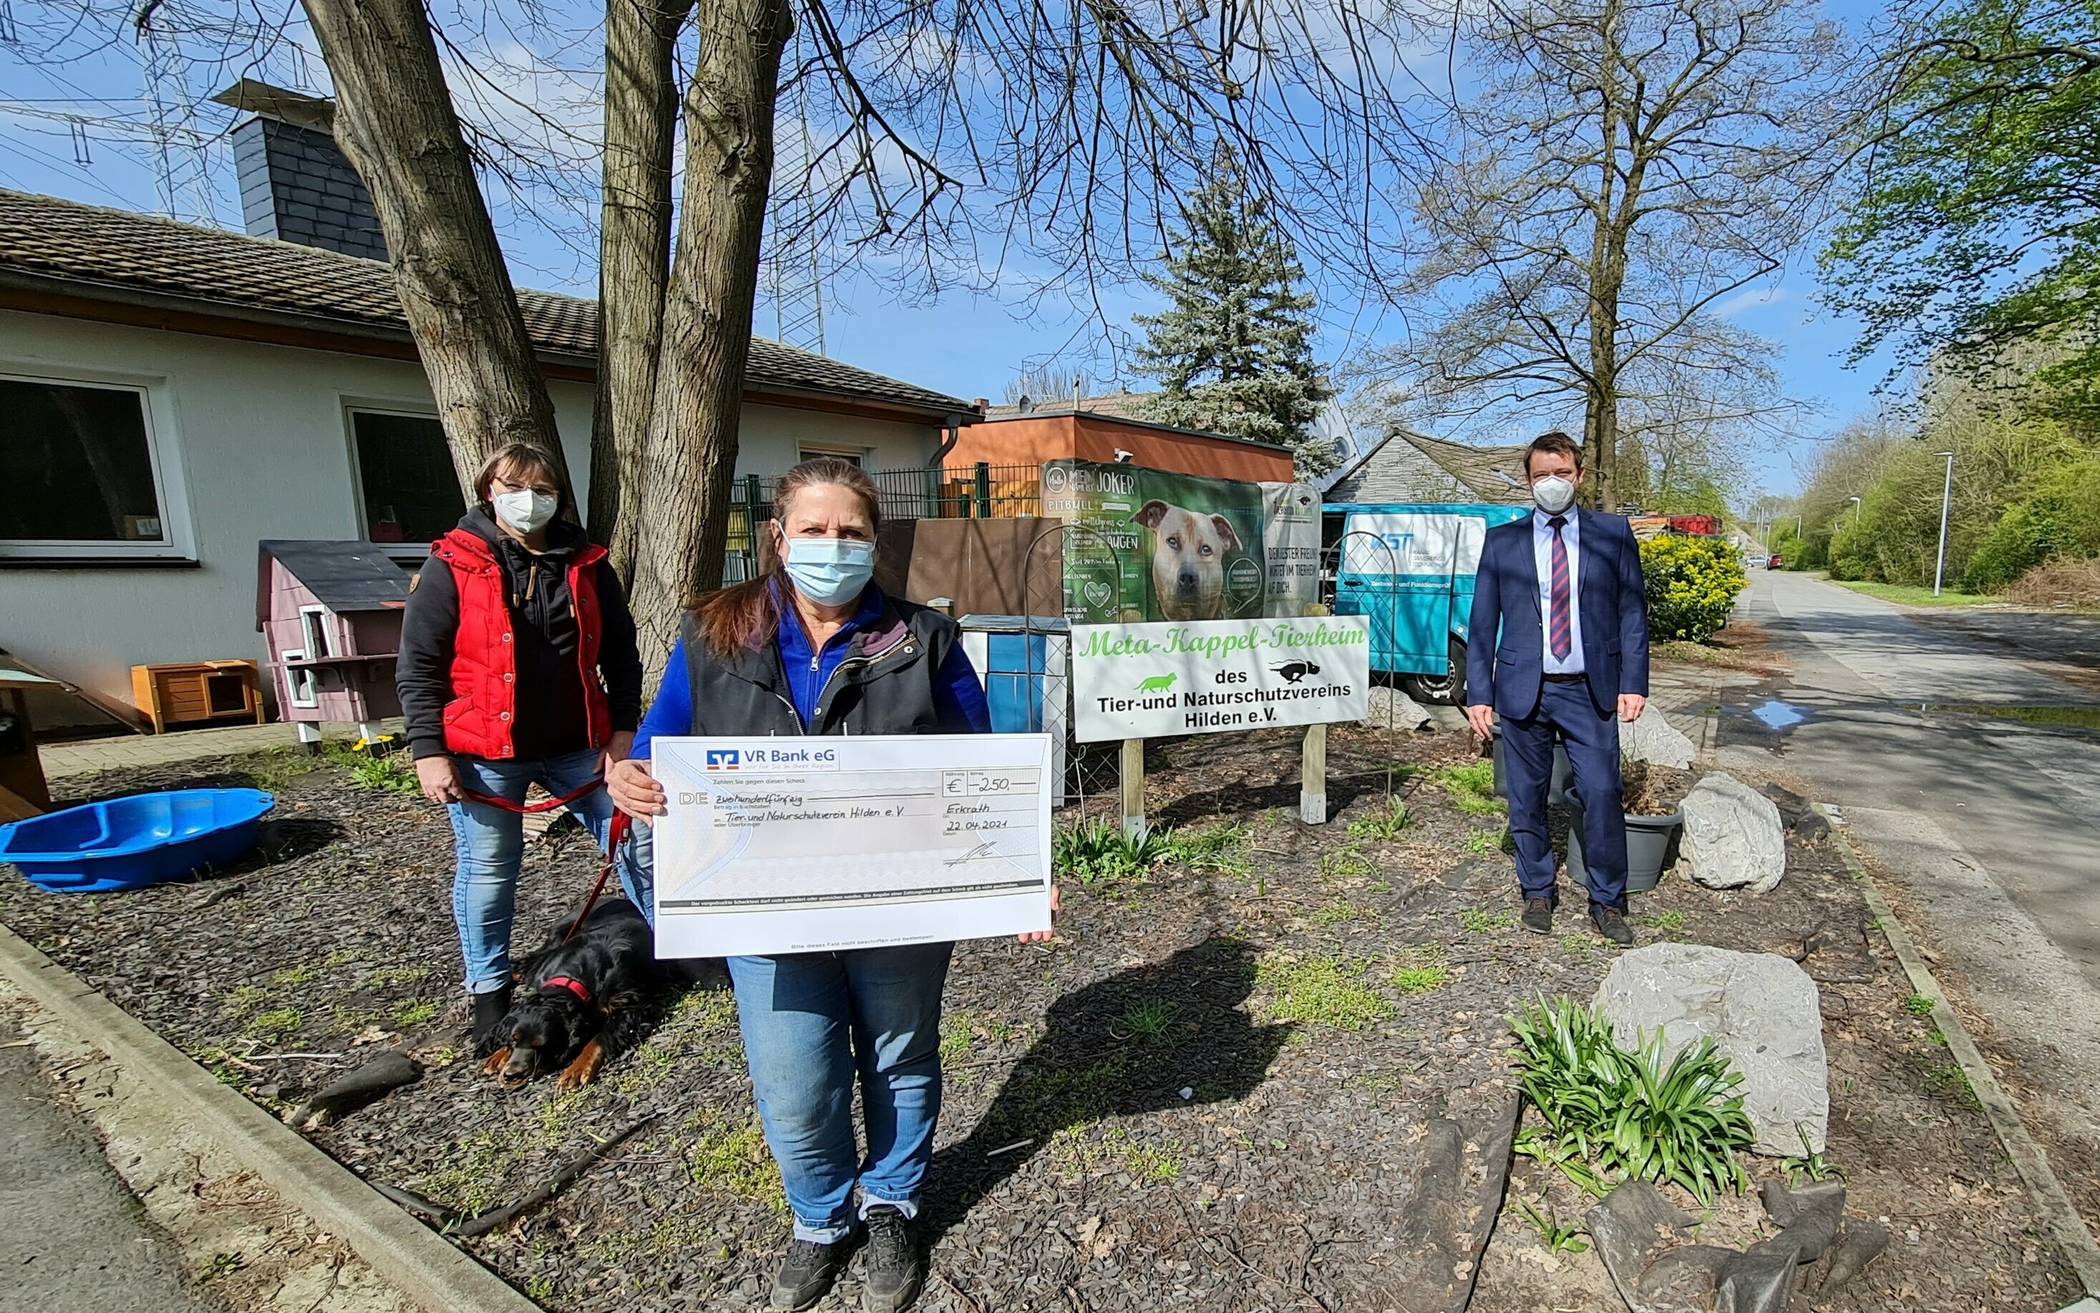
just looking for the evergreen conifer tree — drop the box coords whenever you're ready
[1135,155,1335,475]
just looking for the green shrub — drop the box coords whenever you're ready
[1640,535,1749,643]
[1052,817,1169,889]
[1509,996,1753,1205]
[1963,455,2100,591]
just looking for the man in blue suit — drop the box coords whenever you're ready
[1465,432,1650,945]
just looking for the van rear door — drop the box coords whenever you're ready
[1333,510,1489,676]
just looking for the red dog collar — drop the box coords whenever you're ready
[541,975,593,1006]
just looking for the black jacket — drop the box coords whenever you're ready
[398,507,643,761]
[674,597,959,737]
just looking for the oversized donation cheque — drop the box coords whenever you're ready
[648,734,1055,958]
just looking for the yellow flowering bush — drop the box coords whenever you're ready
[1640,535,1747,643]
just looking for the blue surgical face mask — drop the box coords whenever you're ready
[783,536,875,606]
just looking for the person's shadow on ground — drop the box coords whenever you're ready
[919,935,1291,1244]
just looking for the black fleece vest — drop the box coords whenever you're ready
[679,595,959,736]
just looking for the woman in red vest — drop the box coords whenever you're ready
[395,442,645,1055]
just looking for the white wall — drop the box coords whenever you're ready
[0,310,938,724]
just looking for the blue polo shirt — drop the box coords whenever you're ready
[633,588,990,754]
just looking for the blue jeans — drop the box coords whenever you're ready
[727,943,953,1242]
[1503,678,1627,912]
[445,748,655,994]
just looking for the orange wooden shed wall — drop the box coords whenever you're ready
[947,414,1296,483]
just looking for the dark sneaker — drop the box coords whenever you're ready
[1520,897,1554,935]
[860,1206,925,1313]
[469,983,513,1057]
[771,1235,854,1311]
[1591,905,1634,947]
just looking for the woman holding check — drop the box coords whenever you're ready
[608,457,1056,1313]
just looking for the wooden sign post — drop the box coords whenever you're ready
[1121,738,1147,843]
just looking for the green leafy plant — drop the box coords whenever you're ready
[1508,996,1754,1205]
[1115,997,1181,1042]
[1640,909,1686,933]
[1390,946,1449,996]
[1436,762,1504,815]
[1161,823,1251,874]
[1640,535,1749,643]
[1903,994,1936,1017]
[1254,953,1393,1031]
[1782,1127,1839,1185]
[1512,1197,1590,1254]
[1053,817,1170,889]
[1462,829,1502,856]
[1348,797,1412,841]
[1319,845,1376,879]
[332,744,420,794]
[1461,906,1514,933]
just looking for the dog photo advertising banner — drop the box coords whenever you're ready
[1068,615,1372,743]
[648,734,1055,958]
[1042,459,1268,624]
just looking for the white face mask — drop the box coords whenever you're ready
[492,489,559,534]
[1531,475,1577,515]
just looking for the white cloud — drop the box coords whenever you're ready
[1715,285,1796,319]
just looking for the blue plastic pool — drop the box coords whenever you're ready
[0,789,276,893]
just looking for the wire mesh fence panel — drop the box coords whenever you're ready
[1320,532,1421,807]
[1020,521,1124,809]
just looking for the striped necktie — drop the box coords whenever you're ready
[1548,516,1572,660]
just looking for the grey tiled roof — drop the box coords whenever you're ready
[0,189,972,418]
[1324,428,1531,505]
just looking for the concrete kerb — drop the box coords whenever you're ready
[0,920,541,1313]
[1816,805,2100,1302]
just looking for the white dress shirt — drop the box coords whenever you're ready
[1532,508,1584,674]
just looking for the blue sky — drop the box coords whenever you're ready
[0,2,1900,498]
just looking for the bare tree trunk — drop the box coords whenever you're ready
[1582,0,1626,512]
[300,0,572,500]
[591,0,693,580]
[626,0,792,672]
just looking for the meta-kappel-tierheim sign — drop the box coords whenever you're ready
[1070,616,1371,743]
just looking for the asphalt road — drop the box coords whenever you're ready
[0,1015,226,1313]
[1715,569,2100,1212]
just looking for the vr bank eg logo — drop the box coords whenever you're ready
[704,749,740,771]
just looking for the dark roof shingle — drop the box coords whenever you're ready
[0,189,971,418]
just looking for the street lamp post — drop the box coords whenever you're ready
[1847,495,1862,526]
[1933,450,1956,597]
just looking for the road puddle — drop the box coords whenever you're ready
[1750,699,1809,730]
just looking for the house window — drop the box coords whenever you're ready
[0,375,177,554]
[799,447,864,468]
[350,408,458,545]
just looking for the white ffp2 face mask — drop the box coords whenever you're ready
[784,536,876,606]
[492,489,559,534]
[1531,476,1577,515]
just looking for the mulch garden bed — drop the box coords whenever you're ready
[0,725,2080,1312]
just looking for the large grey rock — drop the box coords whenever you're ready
[1364,685,1432,731]
[1679,773,1786,893]
[1594,943,1829,1156]
[1622,705,1696,769]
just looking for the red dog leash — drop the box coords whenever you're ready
[456,778,633,944]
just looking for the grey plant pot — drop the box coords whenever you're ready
[1490,736,1573,807]
[1566,806,1683,895]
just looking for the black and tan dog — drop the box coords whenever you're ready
[481,897,656,1091]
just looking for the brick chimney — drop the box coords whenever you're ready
[211,79,387,261]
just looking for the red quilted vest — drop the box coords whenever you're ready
[430,528,611,760]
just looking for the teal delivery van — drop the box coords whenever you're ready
[1325,502,1532,705]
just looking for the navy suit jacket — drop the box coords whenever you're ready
[1465,509,1650,719]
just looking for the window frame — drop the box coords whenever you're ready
[342,398,452,565]
[0,364,195,561]
[798,445,869,467]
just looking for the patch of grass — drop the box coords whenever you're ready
[1922,1061,1983,1110]
[1903,993,1936,1017]
[1651,639,1770,673]
[392,999,439,1028]
[241,748,326,793]
[525,1274,557,1302]
[1509,996,1753,1205]
[1640,909,1686,933]
[1115,997,1181,1043]
[423,1129,515,1215]
[1390,946,1449,996]
[326,742,421,793]
[204,1251,246,1279]
[268,965,316,987]
[1119,1135,1183,1183]
[328,1006,381,1036]
[1462,829,1502,856]
[1928,703,2100,732]
[1053,817,1170,891]
[358,965,434,993]
[1310,900,1367,926]
[1254,953,1393,1031]
[424,1045,460,1068]
[1832,579,1995,608]
[321,948,366,970]
[939,1009,980,1063]
[1161,823,1252,875]
[1347,797,1412,842]
[220,983,270,1024]
[1511,1197,1590,1255]
[1925,1027,1948,1047]
[1558,933,1591,957]
[1436,762,1505,815]
[1005,1055,1129,1129]
[249,1007,302,1041]
[685,1111,784,1209]
[1461,906,1515,933]
[613,988,741,1097]
[1318,845,1376,880]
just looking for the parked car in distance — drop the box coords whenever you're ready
[1766,553,1784,569]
